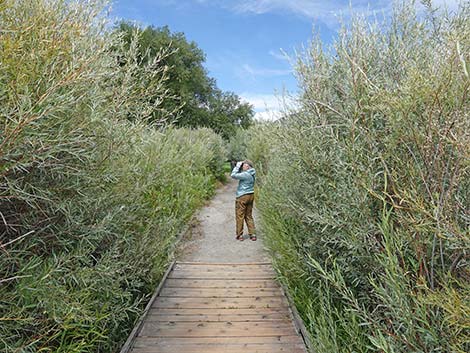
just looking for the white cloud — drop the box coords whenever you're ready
[223,0,393,28]
[240,93,282,111]
[254,110,283,121]
[227,0,461,17]
[240,92,297,121]
[233,0,339,18]
[194,1,462,28]
[242,64,292,78]
[128,1,463,25]
[269,49,291,62]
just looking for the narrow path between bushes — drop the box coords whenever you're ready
[121,178,308,353]
[176,178,269,263]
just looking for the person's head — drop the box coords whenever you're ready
[242,159,253,171]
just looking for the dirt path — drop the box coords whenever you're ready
[177,178,269,263]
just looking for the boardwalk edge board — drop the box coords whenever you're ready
[176,261,272,265]
[278,280,314,353]
[119,260,176,353]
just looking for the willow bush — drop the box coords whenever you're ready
[227,123,280,183]
[0,1,225,351]
[248,2,469,352]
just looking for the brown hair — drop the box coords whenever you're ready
[243,159,254,168]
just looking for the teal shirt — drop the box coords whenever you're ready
[231,166,256,198]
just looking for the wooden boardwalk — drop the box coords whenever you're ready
[121,262,309,353]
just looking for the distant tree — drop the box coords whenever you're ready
[114,22,254,137]
[208,90,254,139]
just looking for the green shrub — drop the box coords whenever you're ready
[0,1,226,352]
[227,123,279,181]
[249,1,470,352]
[227,128,250,161]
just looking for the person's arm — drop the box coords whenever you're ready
[231,162,252,180]
[231,161,243,179]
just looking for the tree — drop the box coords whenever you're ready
[208,90,254,139]
[114,22,254,137]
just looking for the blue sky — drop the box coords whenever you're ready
[110,0,460,120]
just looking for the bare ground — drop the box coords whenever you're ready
[176,178,270,263]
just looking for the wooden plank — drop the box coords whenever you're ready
[173,263,274,271]
[152,296,288,309]
[160,287,281,298]
[132,336,302,345]
[176,262,272,266]
[168,272,275,280]
[131,343,305,353]
[147,307,289,316]
[173,265,276,274]
[170,269,275,276]
[164,278,279,288]
[145,312,291,322]
[138,321,297,338]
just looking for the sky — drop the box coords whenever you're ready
[110,0,460,121]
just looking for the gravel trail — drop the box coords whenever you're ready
[177,178,269,263]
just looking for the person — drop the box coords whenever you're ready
[230,159,256,241]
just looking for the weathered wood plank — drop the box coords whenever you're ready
[168,273,275,280]
[164,278,279,288]
[152,296,288,309]
[131,343,305,353]
[138,321,297,337]
[147,307,289,316]
[172,265,274,274]
[174,262,273,267]
[160,287,281,298]
[176,261,272,266]
[169,269,275,278]
[132,336,302,345]
[172,266,275,274]
[144,312,291,322]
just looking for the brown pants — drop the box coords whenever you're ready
[235,193,255,236]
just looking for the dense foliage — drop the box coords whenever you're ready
[115,22,254,139]
[0,1,226,351]
[244,2,470,352]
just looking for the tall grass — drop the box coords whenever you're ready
[247,1,470,352]
[0,1,226,351]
